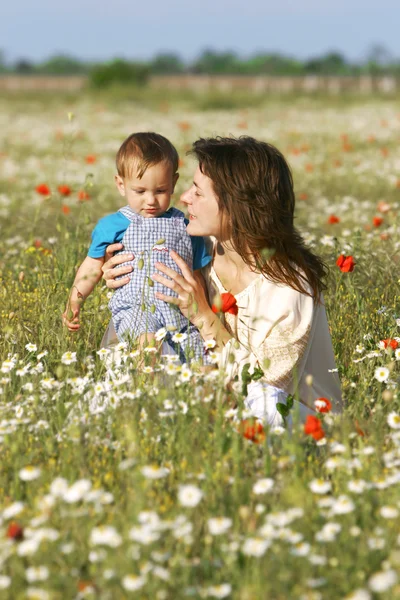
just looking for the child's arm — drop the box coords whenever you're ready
[63,256,104,331]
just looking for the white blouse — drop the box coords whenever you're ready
[201,251,343,414]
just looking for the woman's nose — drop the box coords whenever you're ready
[180,188,191,205]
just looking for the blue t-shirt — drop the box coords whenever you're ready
[88,208,212,270]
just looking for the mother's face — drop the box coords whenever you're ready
[181,166,222,238]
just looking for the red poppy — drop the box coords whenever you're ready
[299,193,308,201]
[61,205,71,215]
[7,522,24,540]
[336,255,356,273]
[315,397,332,413]
[85,154,97,164]
[33,239,42,248]
[304,415,325,441]
[328,215,340,224]
[212,292,238,315]
[382,338,399,350]
[35,183,51,196]
[372,216,383,228]
[239,419,266,444]
[78,190,91,201]
[58,185,72,196]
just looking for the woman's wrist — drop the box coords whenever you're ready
[196,309,233,347]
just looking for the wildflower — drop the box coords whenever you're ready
[180,365,192,382]
[374,367,389,382]
[61,204,70,215]
[331,495,355,514]
[58,184,72,196]
[327,215,340,224]
[252,478,274,495]
[239,419,266,444]
[212,292,238,315]
[347,480,368,494]
[122,575,146,591]
[90,525,122,547]
[309,479,331,494]
[78,190,90,201]
[380,506,398,519]
[155,327,167,341]
[19,466,41,481]
[142,366,154,374]
[35,184,51,196]
[207,583,232,598]
[178,484,203,507]
[372,216,383,227]
[368,569,397,593]
[25,343,37,352]
[336,255,356,272]
[7,521,24,540]
[387,412,400,429]
[207,517,232,536]
[96,348,110,360]
[26,566,49,582]
[3,501,25,519]
[17,538,40,556]
[314,397,332,413]
[242,537,270,557]
[171,332,188,343]
[204,338,217,350]
[291,542,311,556]
[315,522,341,542]
[85,154,97,164]
[381,338,399,350]
[395,348,400,360]
[304,415,325,440]
[141,465,169,479]
[63,479,92,503]
[0,576,11,589]
[61,351,77,365]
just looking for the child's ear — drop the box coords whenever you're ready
[171,172,179,193]
[115,175,126,197]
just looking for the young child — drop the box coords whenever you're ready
[63,132,212,361]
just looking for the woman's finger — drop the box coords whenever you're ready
[153,262,193,292]
[152,272,181,293]
[155,292,180,306]
[169,250,197,283]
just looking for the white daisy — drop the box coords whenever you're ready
[61,351,77,365]
[368,569,397,593]
[207,517,232,536]
[25,343,37,353]
[171,332,188,343]
[178,484,203,507]
[90,525,122,547]
[25,566,49,582]
[122,575,146,591]
[252,478,274,495]
[207,583,232,598]
[309,479,331,494]
[242,537,270,557]
[374,366,389,382]
[19,466,41,481]
[387,412,400,429]
[141,465,169,479]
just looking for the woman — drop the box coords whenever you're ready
[101,136,342,427]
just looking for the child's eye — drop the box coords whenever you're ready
[156,190,166,194]
[134,190,144,195]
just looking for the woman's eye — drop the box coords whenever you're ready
[194,191,200,197]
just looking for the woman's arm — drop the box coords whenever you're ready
[152,251,233,349]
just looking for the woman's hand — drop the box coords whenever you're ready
[101,243,134,290]
[152,250,212,328]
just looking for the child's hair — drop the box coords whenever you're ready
[189,135,327,302]
[116,132,179,179]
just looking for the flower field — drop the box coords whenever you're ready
[1,93,400,599]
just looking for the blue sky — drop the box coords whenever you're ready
[1,0,399,63]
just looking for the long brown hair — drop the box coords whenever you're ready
[190,136,327,301]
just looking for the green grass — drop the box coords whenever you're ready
[0,93,399,599]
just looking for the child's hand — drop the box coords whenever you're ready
[62,308,81,332]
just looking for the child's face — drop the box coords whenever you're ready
[115,161,179,218]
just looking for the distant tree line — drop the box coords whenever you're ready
[0,46,399,87]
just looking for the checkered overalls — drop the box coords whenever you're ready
[109,206,207,362]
